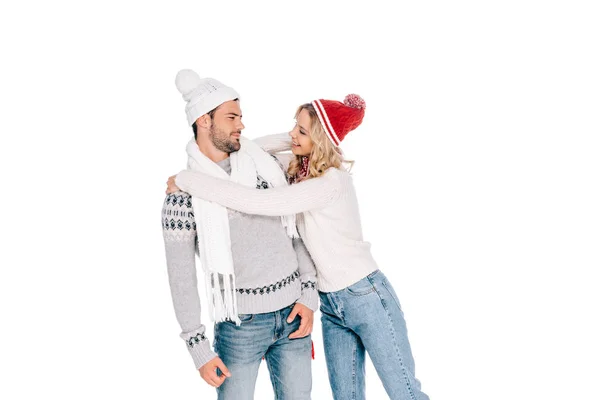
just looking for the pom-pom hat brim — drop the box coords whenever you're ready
[185,87,240,125]
[312,99,341,147]
[311,94,366,146]
[175,69,240,126]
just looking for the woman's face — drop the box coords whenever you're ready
[289,108,314,156]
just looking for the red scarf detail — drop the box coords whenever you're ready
[289,156,310,184]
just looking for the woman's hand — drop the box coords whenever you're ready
[166,175,181,194]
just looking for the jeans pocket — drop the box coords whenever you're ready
[238,313,254,323]
[345,276,376,296]
[221,313,254,325]
[381,278,402,310]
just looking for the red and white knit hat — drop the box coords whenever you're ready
[312,94,366,147]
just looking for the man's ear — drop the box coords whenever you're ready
[196,114,212,129]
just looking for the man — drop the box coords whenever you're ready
[161,69,317,399]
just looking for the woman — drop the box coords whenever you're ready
[167,94,429,400]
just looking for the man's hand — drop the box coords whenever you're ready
[287,303,314,339]
[166,175,180,194]
[199,356,231,388]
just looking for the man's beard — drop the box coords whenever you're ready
[209,124,241,153]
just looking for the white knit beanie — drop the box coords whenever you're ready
[175,69,240,126]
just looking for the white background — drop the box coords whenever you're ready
[1,1,599,399]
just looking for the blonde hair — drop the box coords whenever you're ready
[288,103,354,180]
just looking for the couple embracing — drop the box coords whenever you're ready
[162,69,428,400]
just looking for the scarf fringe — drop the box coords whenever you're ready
[206,271,241,326]
[188,138,297,326]
[284,215,299,238]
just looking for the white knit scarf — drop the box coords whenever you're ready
[186,137,298,325]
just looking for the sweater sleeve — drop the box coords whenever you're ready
[175,169,343,216]
[162,192,217,370]
[252,132,292,154]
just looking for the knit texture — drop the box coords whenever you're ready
[312,94,366,146]
[175,152,378,293]
[175,69,240,126]
[185,137,298,325]
[163,157,318,369]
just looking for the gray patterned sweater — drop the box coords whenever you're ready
[162,157,318,369]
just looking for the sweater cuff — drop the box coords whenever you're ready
[297,282,319,311]
[184,333,218,370]
[175,171,192,193]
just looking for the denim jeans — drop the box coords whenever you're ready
[319,270,429,400]
[214,305,312,400]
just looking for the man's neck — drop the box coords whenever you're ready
[196,139,230,163]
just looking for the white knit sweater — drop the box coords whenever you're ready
[175,137,378,292]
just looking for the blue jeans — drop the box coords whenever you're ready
[319,270,429,400]
[214,305,312,400]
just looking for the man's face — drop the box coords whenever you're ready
[209,100,244,153]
